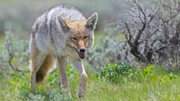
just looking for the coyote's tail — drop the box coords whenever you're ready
[36,55,55,83]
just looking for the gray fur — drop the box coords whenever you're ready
[30,5,86,56]
[29,5,98,98]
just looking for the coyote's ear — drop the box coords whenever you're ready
[85,12,98,30]
[59,17,70,32]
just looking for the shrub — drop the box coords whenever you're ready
[27,89,71,101]
[0,31,29,73]
[98,63,178,84]
[87,0,180,71]
[99,62,133,83]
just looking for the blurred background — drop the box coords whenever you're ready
[1,0,180,69]
[0,0,127,38]
[1,0,180,100]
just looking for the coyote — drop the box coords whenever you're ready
[28,5,98,98]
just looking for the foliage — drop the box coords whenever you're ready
[99,62,132,83]
[48,64,78,86]
[27,89,71,101]
[97,63,177,84]
[0,1,180,101]
[0,31,29,72]
[87,30,126,68]
[1,64,180,101]
[117,0,180,64]
[87,0,180,71]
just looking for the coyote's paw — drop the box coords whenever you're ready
[78,87,86,99]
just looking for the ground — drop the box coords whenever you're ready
[0,64,180,101]
[0,32,180,101]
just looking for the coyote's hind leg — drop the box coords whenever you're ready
[29,43,46,93]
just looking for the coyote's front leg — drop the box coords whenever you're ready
[73,58,88,98]
[57,56,70,95]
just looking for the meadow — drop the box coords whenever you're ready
[0,60,180,101]
[0,32,180,101]
[1,0,180,101]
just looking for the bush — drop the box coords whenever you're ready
[0,31,29,73]
[98,63,177,84]
[99,62,133,83]
[87,0,180,71]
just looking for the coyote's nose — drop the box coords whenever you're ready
[80,48,86,52]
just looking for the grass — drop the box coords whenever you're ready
[0,66,180,101]
[0,32,180,101]
[0,64,180,101]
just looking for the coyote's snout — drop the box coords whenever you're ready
[28,4,98,98]
[74,47,86,59]
[71,37,88,59]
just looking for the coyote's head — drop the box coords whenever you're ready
[59,13,98,59]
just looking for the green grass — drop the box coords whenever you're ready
[0,65,180,101]
[0,32,180,101]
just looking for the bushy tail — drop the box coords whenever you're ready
[36,55,54,83]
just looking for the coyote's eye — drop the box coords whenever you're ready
[72,37,77,41]
[84,36,88,40]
